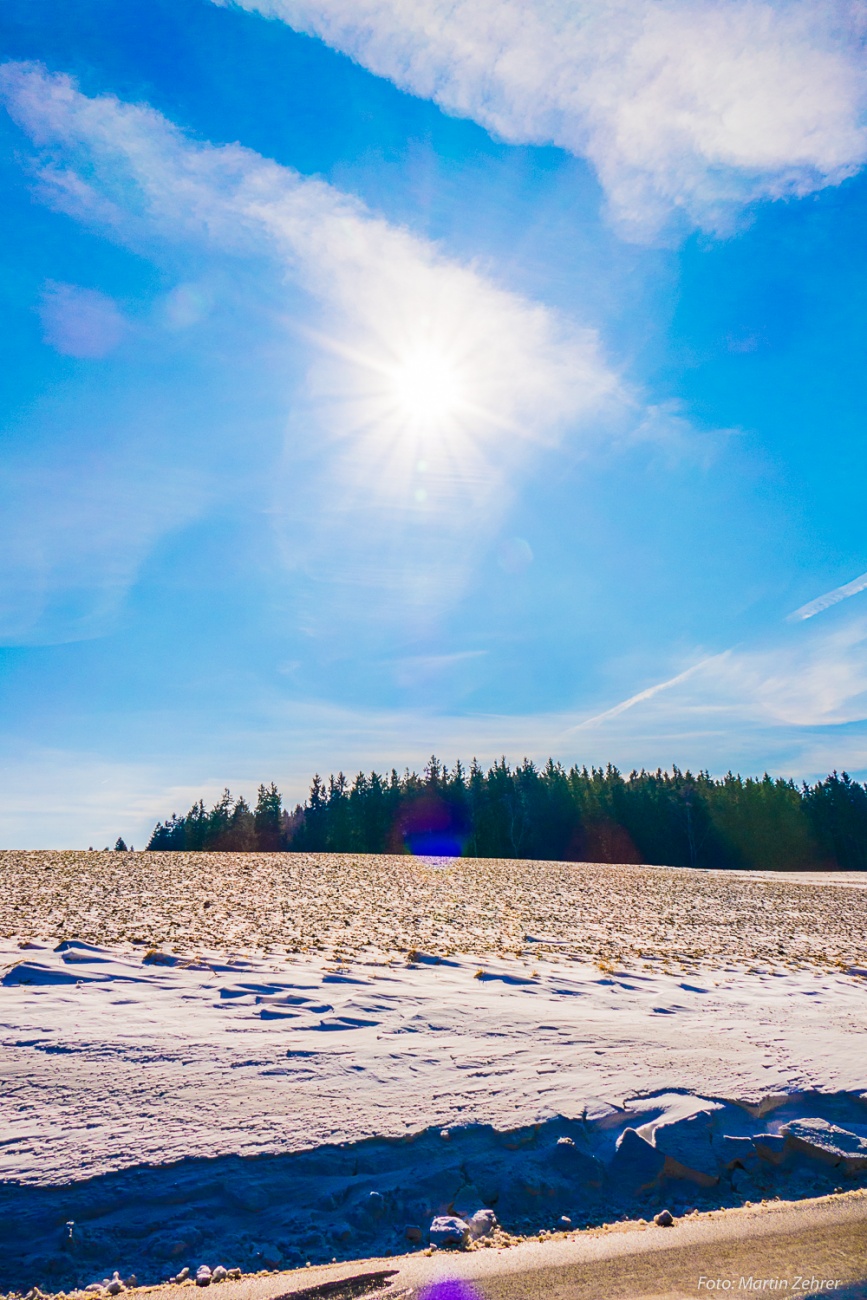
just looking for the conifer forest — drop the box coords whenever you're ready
[145,758,867,871]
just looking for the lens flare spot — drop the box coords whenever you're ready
[419,1283,482,1300]
[497,536,534,574]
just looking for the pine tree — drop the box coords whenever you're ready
[254,782,284,851]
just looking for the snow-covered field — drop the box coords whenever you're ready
[4,852,865,969]
[1,854,866,1292]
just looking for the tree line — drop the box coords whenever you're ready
[144,757,867,870]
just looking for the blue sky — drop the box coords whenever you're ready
[2,0,867,847]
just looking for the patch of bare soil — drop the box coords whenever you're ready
[2,852,864,970]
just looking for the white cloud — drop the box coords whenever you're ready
[0,60,622,638]
[38,281,127,358]
[569,613,867,757]
[788,569,867,622]
[0,61,613,427]
[569,653,729,730]
[724,619,867,729]
[217,0,867,236]
[7,618,867,845]
[0,747,180,850]
[0,448,205,644]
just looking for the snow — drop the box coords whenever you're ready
[3,939,866,1187]
[3,936,867,1287]
[2,855,866,1290]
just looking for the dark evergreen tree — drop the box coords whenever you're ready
[805,771,867,870]
[226,794,256,850]
[147,811,186,850]
[143,759,867,870]
[254,782,283,851]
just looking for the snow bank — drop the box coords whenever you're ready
[2,939,866,1290]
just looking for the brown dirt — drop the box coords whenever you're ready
[2,851,865,970]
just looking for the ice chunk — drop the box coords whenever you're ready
[429,1215,470,1248]
[468,1209,497,1240]
[783,1118,867,1172]
[608,1128,665,1192]
[654,1111,720,1185]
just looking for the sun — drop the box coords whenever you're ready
[387,344,464,429]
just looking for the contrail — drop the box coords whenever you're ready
[565,652,729,733]
[787,570,867,622]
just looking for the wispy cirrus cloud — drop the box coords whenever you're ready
[0,448,206,645]
[0,60,614,426]
[217,0,867,237]
[0,60,635,648]
[788,569,867,622]
[8,609,867,846]
[38,281,128,358]
[568,653,730,731]
[568,612,867,765]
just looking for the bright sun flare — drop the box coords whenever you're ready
[388,346,464,428]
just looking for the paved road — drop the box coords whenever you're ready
[133,1191,867,1300]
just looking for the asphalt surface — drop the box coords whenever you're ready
[128,1190,867,1300]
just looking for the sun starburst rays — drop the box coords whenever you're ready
[384,342,465,433]
[297,321,512,523]
[315,309,539,431]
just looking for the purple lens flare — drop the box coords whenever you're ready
[418,1282,483,1300]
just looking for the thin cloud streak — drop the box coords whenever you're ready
[788,570,867,622]
[38,281,127,358]
[5,618,867,845]
[0,60,623,638]
[6,639,867,847]
[217,0,867,236]
[566,652,731,732]
[574,615,867,741]
[0,445,207,644]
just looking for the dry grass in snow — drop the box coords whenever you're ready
[2,851,865,971]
